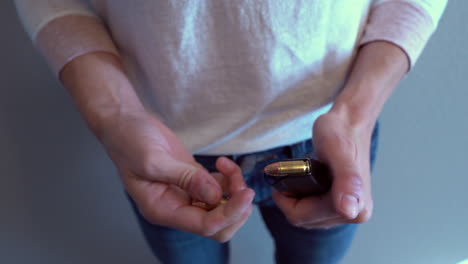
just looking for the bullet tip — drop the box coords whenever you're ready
[264,162,281,176]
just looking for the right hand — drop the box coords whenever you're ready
[99,111,255,242]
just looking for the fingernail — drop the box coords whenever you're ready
[341,194,359,219]
[200,182,220,204]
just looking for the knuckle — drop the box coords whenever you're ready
[141,154,158,176]
[177,167,196,190]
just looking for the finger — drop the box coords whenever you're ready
[295,214,344,228]
[216,156,247,193]
[201,188,254,236]
[298,215,344,229]
[272,189,299,215]
[272,190,338,226]
[126,173,252,239]
[126,181,192,228]
[146,154,223,204]
[147,188,252,237]
[331,166,364,220]
[300,205,373,229]
[299,192,373,228]
[210,172,229,192]
[319,139,366,220]
[301,219,346,230]
[211,188,254,223]
[211,204,253,243]
[202,188,254,236]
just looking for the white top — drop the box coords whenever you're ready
[15,0,447,154]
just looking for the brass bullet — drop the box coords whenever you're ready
[264,158,332,198]
[192,194,230,210]
[264,159,311,176]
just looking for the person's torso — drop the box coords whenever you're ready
[90,0,372,154]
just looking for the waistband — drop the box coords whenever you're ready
[194,138,313,173]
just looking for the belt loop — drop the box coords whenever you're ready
[291,142,299,158]
[285,144,294,159]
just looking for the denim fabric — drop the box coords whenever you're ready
[127,122,379,264]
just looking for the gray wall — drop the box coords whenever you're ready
[1,1,467,263]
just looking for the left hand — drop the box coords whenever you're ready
[273,110,375,229]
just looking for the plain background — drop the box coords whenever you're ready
[1,1,467,264]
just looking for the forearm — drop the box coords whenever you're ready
[15,1,145,137]
[60,52,146,138]
[330,41,409,131]
[333,0,447,131]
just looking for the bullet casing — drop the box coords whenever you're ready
[271,159,311,176]
[192,199,228,210]
[192,194,230,210]
[264,158,332,198]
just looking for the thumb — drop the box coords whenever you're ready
[320,141,364,219]
[327,155,364,220]
[313,113,370,220]
[149,154,223,204]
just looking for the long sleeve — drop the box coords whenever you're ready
[360,0,448,69]
[14,0,119,77]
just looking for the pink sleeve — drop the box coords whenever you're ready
[36,15,119,77]
[360,0,448,70]
[15,0,119,77]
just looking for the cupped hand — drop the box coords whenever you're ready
[273,111,374,229]
[100,111,255,242]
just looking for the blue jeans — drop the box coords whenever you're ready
[127,122,379,264]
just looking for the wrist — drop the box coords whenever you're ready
[330,87,380,134]
[329,102,378,133]
[327,41,408,133]
[329,72,395,134]
[87,104,147,141]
